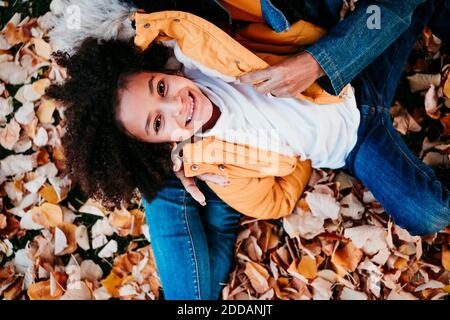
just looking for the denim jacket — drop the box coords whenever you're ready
[208,0,427,95]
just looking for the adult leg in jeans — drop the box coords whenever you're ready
[345,0,450,235]
[142,171,240,299]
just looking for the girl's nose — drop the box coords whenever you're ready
[164,96,185,124]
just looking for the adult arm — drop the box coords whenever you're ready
[240,0,426,96]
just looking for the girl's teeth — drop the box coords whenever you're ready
[187,96,194,122]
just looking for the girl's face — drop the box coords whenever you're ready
[118,71,213,143]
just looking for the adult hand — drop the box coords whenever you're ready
[171,143,229,206]
[238,51,325,98]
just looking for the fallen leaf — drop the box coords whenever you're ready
[98,240,118,258]
[339,287,367,300]
[244,261,270,293]
[0,119,21,150]
[331,242,363,274]
[75,225,90,251]
[31,202,63,228]
[340,193,365,220]
[442,244,450,271]
[305,189,340,220]
[344,225,388,255]
[407,73,441,93]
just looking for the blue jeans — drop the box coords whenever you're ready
[142,172,241,299]
[343,0,450,235]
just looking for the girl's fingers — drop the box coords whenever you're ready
[174,170,206,205]
[171,143,183,171]
[197,173,230,186]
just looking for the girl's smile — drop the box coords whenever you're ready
[118,71,215,143]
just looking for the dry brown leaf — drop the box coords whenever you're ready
[0,119,21,150]
[424,84,440,115]
[244,261,270,294]
[331,242,363,275]
[27,272,66,300]
[2,277,24,300]
[55,222,77,255]
[407,73,441,93]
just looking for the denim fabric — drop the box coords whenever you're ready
[342,0,450,235]
[305,0,427,96]
[260,0,290,32]
[267,0,343,30]
[141,171,241,300]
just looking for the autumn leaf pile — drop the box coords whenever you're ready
[0,5,449,300]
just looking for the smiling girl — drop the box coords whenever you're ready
[46,4,450,300]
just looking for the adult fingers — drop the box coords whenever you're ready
[239,67,273,84]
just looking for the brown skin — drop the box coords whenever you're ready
[238,51,325,97]
[118,71,214,143]
[117,71,227,205]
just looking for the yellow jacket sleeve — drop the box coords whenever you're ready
[205,159,312,220]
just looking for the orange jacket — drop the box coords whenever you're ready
[132,8,344,219]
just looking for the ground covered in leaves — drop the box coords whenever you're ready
[0,1,449,300]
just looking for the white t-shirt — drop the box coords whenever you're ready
[184,67,360,169]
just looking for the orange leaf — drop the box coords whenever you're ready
[297,255,317,279]
[331,242,363,274]
[442,244,450,271]
[27,273,66,300]
[39,183,60,204]
[440,114,450,137]
[100,271,123,298]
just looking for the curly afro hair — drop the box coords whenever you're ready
[46,37,173,209]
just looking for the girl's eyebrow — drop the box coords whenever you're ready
[148,76,154,95]
[145,112,152,135]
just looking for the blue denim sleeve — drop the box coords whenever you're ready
[304,0,427,95]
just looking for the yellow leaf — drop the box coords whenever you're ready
[36,99,55,124]
[100,271,123,297]
[39,183,60,204]
[443,76,450,98]
[32,78,50,97]
[31,203,63,228]
[442,244,450,271]
[394,257,408,270]
[297,255,317,279]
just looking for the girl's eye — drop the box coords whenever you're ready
[154,115,162,133]
[157,80,166,97]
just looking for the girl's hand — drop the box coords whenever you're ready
[171,143,229,206]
